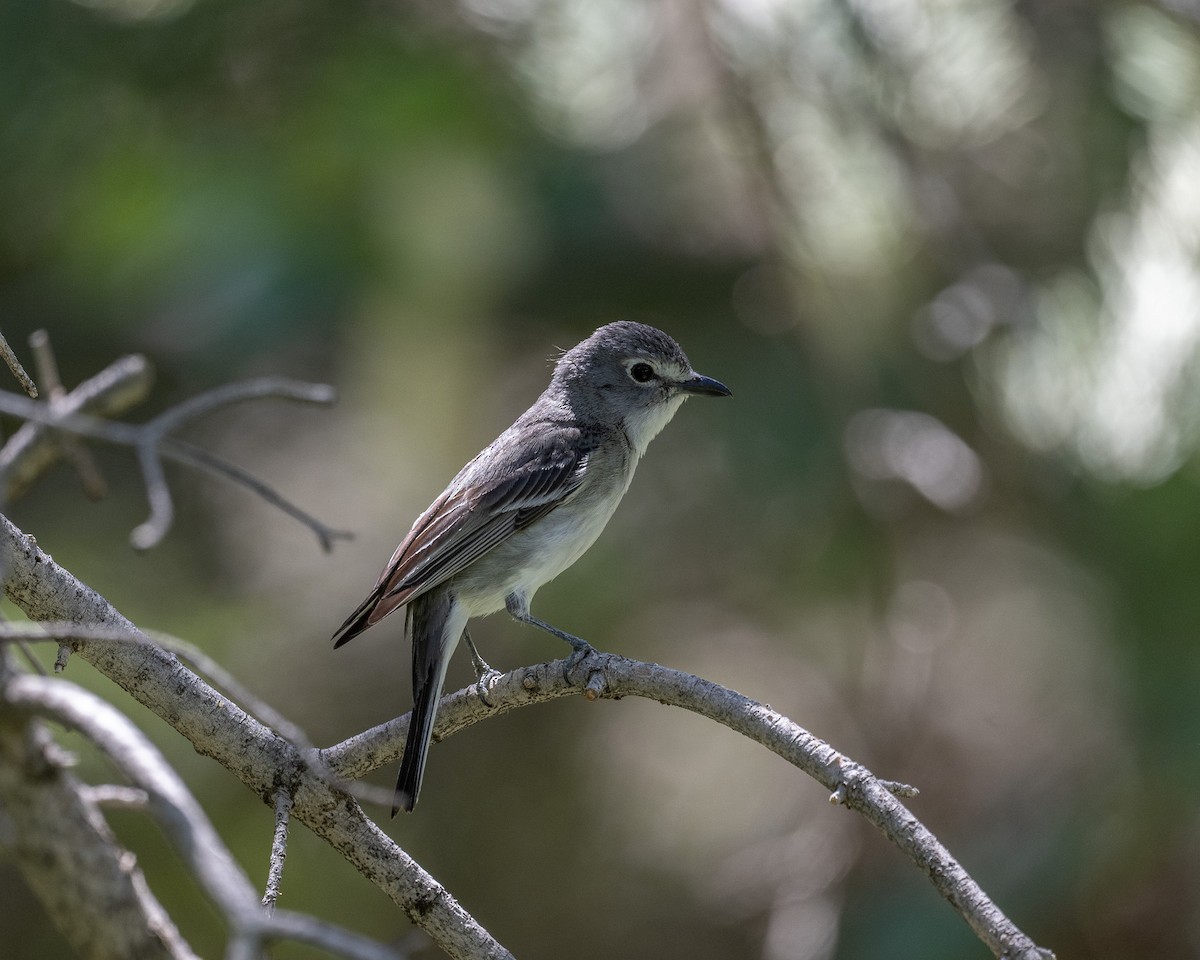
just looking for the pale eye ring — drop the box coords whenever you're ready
[629,362,655,383]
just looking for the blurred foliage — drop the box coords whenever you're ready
[3,0,1200,958]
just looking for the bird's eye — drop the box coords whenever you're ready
[629,362,655,383]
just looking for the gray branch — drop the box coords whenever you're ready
[0,511,512,960]
[0,691,198,960]
[0,510,1051,960]
[0,366,351,551]
[83,784,151,810]
[0,353,153,502]
[263,787,294,913]
[3,671,412,960]
[0,621,396,810]
[0,329,39,398]
[326,661,1053,960]
[3,673,264,929]
[28,330,108,498]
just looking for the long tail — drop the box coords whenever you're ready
[393,593,462,814]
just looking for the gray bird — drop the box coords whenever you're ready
[331,321,731,813]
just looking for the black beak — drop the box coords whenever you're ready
[678,373,732,397]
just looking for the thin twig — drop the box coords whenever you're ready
[144,377,337,439]
[28,331,65,401]
[14,638,47,676]
[262,788,293,914]
[29,330,107,499]
[0,373,344,551]
[0,331,38,398]
[0,354,152,502]
[83,784,150,810]
[132,440,174,550]
[159,438,353,552]
[264,911,411,960]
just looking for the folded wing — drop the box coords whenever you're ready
[331,426,592,648]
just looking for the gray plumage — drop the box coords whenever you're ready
[331,321,731,813]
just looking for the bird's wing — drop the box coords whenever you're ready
[331,425,592,647]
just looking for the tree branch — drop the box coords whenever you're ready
[0,372,351,552]
[0,511,513,960]
[3,672,412,960]
[0,622,395,810]
[0,329,38,399]
[0,510,1051,959]
[263,787,294,913]
[28,330,108,499]
[325,659,1054,960]
[0,688,198,960]
[0,353,153,502]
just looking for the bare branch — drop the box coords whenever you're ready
[128,377,339,550]
[84,784,151,810]
[160,438,353,552]
[325,656,1054,960]
[0,370,347,551]
[0,511,1050,959]
[0,330,38,398]
[0,353,153,501]
[263,788,294,914]
[0,514,514,960]
[29,330,107,499]
[4,672,411,960]
[0,697,197,960]
[144,377,337,437]
[132,438,175,550]
[0,621,390,808]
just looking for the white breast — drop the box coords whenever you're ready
[453,441,637,617]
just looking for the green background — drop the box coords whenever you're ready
[2,0,1199,957]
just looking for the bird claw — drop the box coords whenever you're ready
[473,667,503,708]
[562,642,596,685]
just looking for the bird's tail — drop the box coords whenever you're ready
[393,658,447,814]
[393,594,461,814]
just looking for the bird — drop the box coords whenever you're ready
[331,321,731,813]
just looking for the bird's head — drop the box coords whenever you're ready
[553,321,731,454]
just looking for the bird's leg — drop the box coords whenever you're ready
[505,594,596,683]
[462,628,502,707]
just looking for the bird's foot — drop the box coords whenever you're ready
[473,665,503,708]
[562,638,597,685]
[463,629,502,707]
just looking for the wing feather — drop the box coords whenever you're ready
[330,425,593,647]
